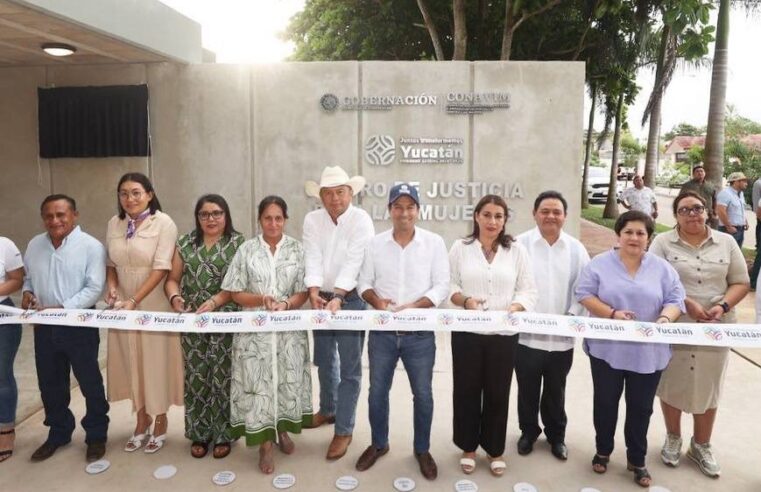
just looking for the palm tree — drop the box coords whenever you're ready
[702,0,730,188]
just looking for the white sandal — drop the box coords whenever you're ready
[460,457,476,474]
[124,427,151,452]
[489,457,507,477]
[144,434,166,454]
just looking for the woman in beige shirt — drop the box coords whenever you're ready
[649,190,749,478]
[105,172,182,454]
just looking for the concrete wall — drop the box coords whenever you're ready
[0,61,584,251]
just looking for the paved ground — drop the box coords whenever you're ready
[2,220,761,491]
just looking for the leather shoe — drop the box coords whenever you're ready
[517,435,535,456]
[30,441,66,462]
[355,445,389,471]
[326,434,352,460]
[304,413,336,429]
[551,441,568,461]
[415,451,438,480]
[86,441,107,462]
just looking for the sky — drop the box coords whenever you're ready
[160,1,760,140]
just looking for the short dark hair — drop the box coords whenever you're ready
[257,195,289,220]
[116,172,162,219]
[193,194,238,247]
[40,194,76,213]
[614,210,654,238]
[672,190,706,216]
[692,165,704,173]
[533,190,568,213]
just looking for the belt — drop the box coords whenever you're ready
[319,289,357,301]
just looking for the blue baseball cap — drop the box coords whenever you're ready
[388,183,420,206]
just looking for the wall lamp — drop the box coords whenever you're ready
[42,43,77,57]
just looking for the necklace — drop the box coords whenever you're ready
[481,246,495,261]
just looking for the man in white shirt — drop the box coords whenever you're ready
[355,183,449,480]
[302,166,375,461]
[621,175,658,218]
[515,191,590,460]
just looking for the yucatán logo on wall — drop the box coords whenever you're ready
[365,135,396,166]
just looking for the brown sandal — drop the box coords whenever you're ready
[0,428,14,463]
[190,441,208,458]
[627,463,652,487]
[213,442,231,459]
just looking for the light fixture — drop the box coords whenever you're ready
[42,43,76,57]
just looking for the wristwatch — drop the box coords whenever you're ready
[333,293,346,305]
[719,301,730,314]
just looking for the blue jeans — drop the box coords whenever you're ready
[0,298,22,426]
[719,225,744,248]
[313,291,366,435]
[34,324,109,445]
[751,218,761,289]
[368,331,435,454]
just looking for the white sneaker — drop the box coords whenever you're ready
[687,437,721,477]
[660,433,682,467]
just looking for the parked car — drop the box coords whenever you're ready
[586,167,624,204]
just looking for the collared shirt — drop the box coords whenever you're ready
[303,204,375,292]
[716,186,746,226]
[622,186,656,214]
[575,249,686,373]
[23,226,106,309]
[359,227,449,307]
[649,227,749,318]
[680,179,715,215]
[0,237,23,303]
[516,227,590,351]
[448,237,537,336]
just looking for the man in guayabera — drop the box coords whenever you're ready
[301,165,375,461]
[680,165,717,229]
[22,194,109,463]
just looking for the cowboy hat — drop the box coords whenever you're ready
[305,166,366,198]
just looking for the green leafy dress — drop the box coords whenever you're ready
[221,235,313,445]
[178,231,244,444]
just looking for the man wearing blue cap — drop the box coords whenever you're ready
[355,183,449,480]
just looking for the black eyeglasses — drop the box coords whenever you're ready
[676,205,706,216]
[197,210,225,221]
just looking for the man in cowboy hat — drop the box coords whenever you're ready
[716,172,749,247]
[303,165,375,460]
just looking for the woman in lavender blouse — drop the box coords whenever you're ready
[575,211,685,488]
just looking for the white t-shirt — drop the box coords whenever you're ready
[0,237,24,302]
[622,186,657,214]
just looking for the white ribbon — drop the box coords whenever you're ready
[0,305,759,348]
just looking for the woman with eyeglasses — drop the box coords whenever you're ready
[164,194,244,459]
[221,196,312,474]
[649,191,749,478]
[105,172,181,454]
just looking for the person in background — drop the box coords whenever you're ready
[164,194,244,459]
[221,196,312,474]
[576,211,685,488]
[515,191,588,461]
[0,236,26,463]
[749,177,761,289]
[680,165,717,228]
[448,194,536,477]
[621,175,658,219]
[22,195,109,463]
[715,172,749,247]
[650,191,749,478]
[105,172,181,455]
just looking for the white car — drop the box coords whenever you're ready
[586,167,624,203]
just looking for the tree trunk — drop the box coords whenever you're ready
[501,0,515,60]
[416,0,445,60]
[643,27,670,189]
[582,84,597,209]
[603,92,624,219]
[452,0,467,60]
[703,0,730,189]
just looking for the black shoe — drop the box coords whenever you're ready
[86,441,107,462]
[551,441,568,461]
[517,435,535,456]
[30,441,66,462]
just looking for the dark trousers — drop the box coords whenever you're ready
[718,225,744,248]
[751,218,761,289]
[451,332,517,457]
[515,344,573,444]
[589,355,661,468]
[34,324,109,445]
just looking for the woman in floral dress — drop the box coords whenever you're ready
[164,194,244,459]
[221,195,312,474]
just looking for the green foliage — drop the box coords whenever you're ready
[581,205,672,234]
[664,122,704,141]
